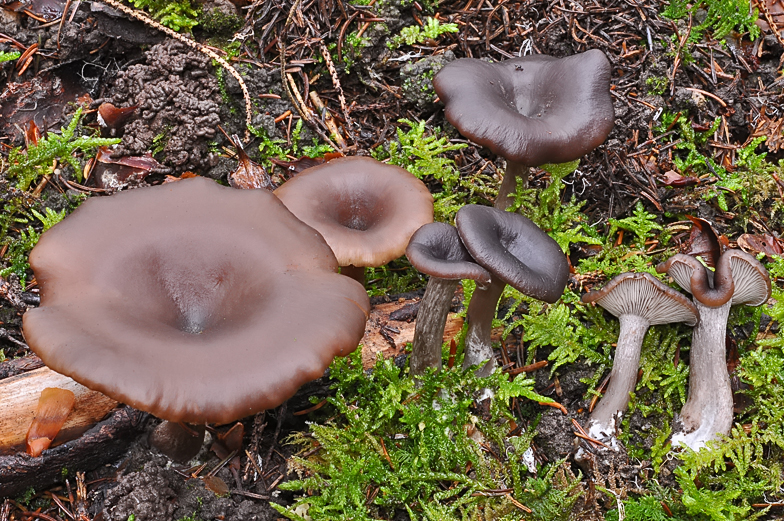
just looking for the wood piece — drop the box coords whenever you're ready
[0,354,44,380]
[0,407,147,498]
[0,367,119,456]
[360,299,464,369]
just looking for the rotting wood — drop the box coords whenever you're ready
[0,367,119,456]
[0,407,147,498]
[360,299,465,369]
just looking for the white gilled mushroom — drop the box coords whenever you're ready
[657,250,771,450]
[581,272,699,446]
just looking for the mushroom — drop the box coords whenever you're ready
[455,205,569,376]
[656,250,771,450]
[432,50,614,210]
[581,272,699,445]
[274,156,434,283]
[405,222,491,376]
[23,177,370,461]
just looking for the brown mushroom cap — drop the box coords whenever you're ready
[432,50,614,166]
[455,205,568,303]
[23,177,370,425]
[274,156,434,267]
[406,222,491,285]
[581,272,699,326]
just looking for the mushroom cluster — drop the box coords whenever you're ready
[657,250,770,450]
[24,177,370,459]
[579,249,771,454]
[406,205,569,377]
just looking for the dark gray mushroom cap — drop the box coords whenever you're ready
[406,222,491,285]
[432,50,614,166]
[455,205,568,303]
[656,250,770,308]
[582,272,699,326]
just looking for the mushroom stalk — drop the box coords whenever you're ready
[341,265,366,285]
[672,300,733,450]
[588,314,649,440]
[463,278,505,377]
[496,161,529,211]
[410,277,459,376]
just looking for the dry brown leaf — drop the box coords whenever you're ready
[26,387,76,457]
[683,215,725,267]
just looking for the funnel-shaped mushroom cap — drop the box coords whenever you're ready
[582,272,699,326]
[23,177,370,424]
[455,205,568,303]
[406,222,491,285]
[657,250,770,308]
[274,157,434,267]
[432,50,614,166]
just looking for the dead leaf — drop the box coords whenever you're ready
[683,215,724,267]
[90,146,163,190]
[201,475,230,496]
[660,169,700,187]
[737,233,784,257]
[97,102,137,129]
[228,135,273,190]
[26,387,76,457]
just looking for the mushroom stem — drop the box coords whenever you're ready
[495,161,529,211]
[410,277,459,376]
[672,300,733,450]
[463,278,505,377]
[149,421,206,463]
[341,265,366,285]
[588,313,650,441]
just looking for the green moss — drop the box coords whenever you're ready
[274,351,578,520]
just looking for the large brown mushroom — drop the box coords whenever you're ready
[657,250,771,450]
[432,50,614,210]
[23,177,370,459]
[274,156,434,283]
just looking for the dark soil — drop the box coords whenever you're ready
[1,0,783,519]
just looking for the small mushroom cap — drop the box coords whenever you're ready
[582,272,699,326]
[274,156,434,267]
[23,177,370,424]
[406,222,491,285]
[657,250,770,308]
[432,50,614,166]
[455,205,568,303]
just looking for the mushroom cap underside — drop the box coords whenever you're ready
[406,222,491,284]
[582,272,699,326]
[432,49,614,166]
[455,205,568,303]
[274,156,434,267]
[657,251,770,308]
[24,177,370,424]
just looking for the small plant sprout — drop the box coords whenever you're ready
[657,250,771,450]
[580,272,698,449]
